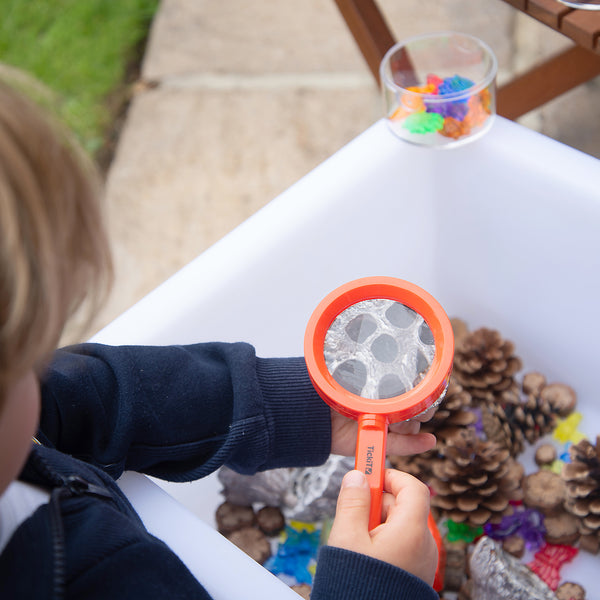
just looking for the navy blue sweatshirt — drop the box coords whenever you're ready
[0,342,437,599]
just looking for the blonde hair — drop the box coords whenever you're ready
[0,74,113,400]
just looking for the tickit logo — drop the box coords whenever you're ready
[365,445,375,475]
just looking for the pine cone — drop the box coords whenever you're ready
[521,372,574,436]
[390,378,475,479]
[452,327,522,405]
[388,451,432,480]
[421,377,476,443]
[429,428,523,526]
[522,372,577,419]
[480,400,525,457]
[539,381,577,417]
[562,436,600,548]
[443,539,468,592]
[480,373,559,457]
[505,391,556,445]
[450,317,470,347]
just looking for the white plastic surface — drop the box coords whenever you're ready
[103,116,600,595]
[118,472,299,599]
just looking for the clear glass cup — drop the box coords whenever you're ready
[380,32,498,148]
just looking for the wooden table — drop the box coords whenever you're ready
[334,0,600,119]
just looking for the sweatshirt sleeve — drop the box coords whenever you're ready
[311,546,439,600]
[38,342,332,481]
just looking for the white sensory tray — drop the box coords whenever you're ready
[96,117,600,596]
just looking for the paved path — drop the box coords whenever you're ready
[70,0,599,341]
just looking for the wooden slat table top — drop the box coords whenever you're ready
[502,0,600,53]
[562,9,600,49]
[526,0,572,28]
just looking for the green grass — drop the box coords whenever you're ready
[0,0,159,155]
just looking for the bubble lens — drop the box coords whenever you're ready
[323,299,435,400]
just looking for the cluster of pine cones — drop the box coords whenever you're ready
[389,318,600,599]
[391,319,580,528]
[562,436,600,553]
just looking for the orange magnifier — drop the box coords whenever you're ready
[304,276,454,530]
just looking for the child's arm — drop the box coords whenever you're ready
[39,342,436,482]
[38,342,332,480]
[311,469,439,600]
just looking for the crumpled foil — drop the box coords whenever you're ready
[470,537,558,600]
[324,299,435,400]
[218,455,355,521]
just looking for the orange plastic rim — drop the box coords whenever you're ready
[304,276,454,422]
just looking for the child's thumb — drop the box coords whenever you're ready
[334,470,371,532]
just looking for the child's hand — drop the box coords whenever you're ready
[330,409,436,457]
[326,469,438,586]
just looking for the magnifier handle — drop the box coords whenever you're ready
[355,413,387,531]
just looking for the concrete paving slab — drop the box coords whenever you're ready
[144,0,519,80]
[142,0,367,78]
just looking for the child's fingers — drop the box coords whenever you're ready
[388,420,420,435]
[386,431,436,456]
[327,470,372,549]
[369,470,439,585]
[413,404,438,422]
[380,490,397,523]
[384,468,430,503]
[383,469,431,525]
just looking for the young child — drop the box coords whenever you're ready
[0,77,439,599]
